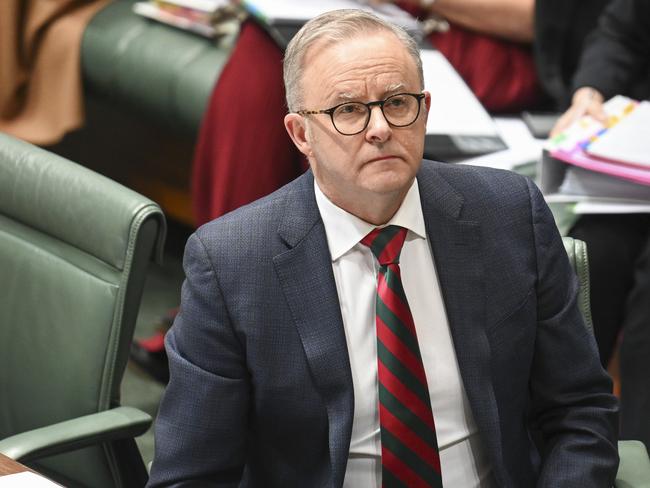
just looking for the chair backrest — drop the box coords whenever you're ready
[562,236,593,332]
[0,133,165,487]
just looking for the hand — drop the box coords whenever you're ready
[550,87,607,137]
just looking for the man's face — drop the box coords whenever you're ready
[285,31,430,213]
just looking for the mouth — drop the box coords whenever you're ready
[366,155,400,164]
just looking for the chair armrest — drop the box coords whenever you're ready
[562,236,594,332]
[616,440,650,488]
[0,406,152,463]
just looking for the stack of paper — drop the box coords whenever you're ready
[545,96,650,187]
[133,0,233,38]
[540,96,650,214]
[558,166,650,201]
[586,101,650,168]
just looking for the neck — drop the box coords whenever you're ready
[324,185,410,226]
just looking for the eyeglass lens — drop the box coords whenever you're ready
[332,93,420,135]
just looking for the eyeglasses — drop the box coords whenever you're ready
[297,92,425,136]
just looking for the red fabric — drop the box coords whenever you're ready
[398,0,540,112]
[138,331,166,352]
[430,25,540,113]
[191,21,306,226]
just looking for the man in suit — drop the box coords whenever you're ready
[148,9,618,487]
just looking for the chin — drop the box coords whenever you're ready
[363,170,414,195]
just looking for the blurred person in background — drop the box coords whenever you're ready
[551,0,650,449]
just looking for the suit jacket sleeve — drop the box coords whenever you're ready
[147,232,248,487]
[525,178,619,486]
[572,0,650,98]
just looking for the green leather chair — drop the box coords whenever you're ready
[0,133,166,487]
[563,237,650,488]
[82,0,236,135]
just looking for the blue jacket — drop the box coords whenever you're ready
[149,161,618,487]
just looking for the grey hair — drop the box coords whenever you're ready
[283,9,424,113]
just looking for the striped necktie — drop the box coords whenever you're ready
[361,225,443,488]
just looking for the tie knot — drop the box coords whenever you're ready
[360,225,407,265]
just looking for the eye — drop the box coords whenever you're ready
[386,95,407,107]
[337,103,365,115]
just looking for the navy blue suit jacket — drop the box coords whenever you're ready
[149,161,618,487]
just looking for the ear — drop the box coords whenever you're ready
[284,113,313,158]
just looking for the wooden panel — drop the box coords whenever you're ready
[0,454,29,475]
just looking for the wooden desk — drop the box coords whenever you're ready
[0,453,30,475]
[0,454,62,486]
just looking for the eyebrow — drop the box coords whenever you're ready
[384,82,406,94]
[335,92,358,102]
[329,83,408,104]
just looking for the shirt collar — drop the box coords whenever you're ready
[314,178,427,262]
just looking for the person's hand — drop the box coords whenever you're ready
[550,87,607,137]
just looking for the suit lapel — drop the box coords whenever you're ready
[271,166,508,485]
[272,171,354,488]
[418,164,506,485]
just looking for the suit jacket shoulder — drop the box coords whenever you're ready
[193,170,319,265]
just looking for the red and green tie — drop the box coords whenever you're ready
[361,225,443,488]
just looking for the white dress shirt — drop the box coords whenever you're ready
[314,179,493,487]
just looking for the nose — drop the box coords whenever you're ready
[364,105,392,143]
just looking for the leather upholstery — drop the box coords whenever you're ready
[562,236,593,331]
[0,133,165,487]
[82,0,236,135]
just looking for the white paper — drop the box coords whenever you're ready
[0,472,61,487]
[558,165,650,200]
[421,50,498,137]
[574,200,650,214]
[545,195,650,214]
[586,101,650,168]
[544,193,650,212]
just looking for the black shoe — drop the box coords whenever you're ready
[130,340,170,384]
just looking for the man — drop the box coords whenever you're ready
[134,0,614,375]
[148,9,618,487]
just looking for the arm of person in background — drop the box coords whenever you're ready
[370,0,534,43]
[551,0,650,136]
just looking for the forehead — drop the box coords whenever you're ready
[302,31,419,103]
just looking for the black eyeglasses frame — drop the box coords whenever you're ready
[296,92,426,136]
